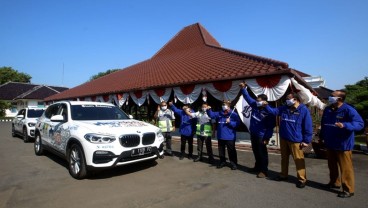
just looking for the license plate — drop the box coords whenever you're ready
[131,147,152,157]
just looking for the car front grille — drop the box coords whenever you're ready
[142,133,155,145]
[119,134,140,147]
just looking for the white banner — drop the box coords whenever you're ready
[235,95,252,132]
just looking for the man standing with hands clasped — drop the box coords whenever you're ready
[320,90,363,198]
[264,92,313,188]
[239,82,275,178]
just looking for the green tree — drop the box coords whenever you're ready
[0,100,11,117]
[345,76,368,120]
[89,69,120,81]
[0,66,32,85]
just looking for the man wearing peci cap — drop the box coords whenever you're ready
[320,90,364,198]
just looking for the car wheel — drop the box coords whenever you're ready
[34,134,44,156]
[11,125,16,137]
[68,144,88,180]
[23,127,30,143]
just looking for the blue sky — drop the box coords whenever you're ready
[1,0,367,90]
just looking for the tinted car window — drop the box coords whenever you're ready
[44,104,60,119]
[27,109,45,118]
[71,105,129,120]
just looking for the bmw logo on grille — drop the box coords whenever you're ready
[137,130,141,133]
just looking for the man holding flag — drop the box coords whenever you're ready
[239,82,276,178]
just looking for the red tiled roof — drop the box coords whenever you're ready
[45,23,310,101]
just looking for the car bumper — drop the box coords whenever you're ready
[87,142,164,168]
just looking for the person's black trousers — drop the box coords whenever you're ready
[197,135,213,158]
[250,134,269,173]
[218,139,237,165]
[181,135,193,156]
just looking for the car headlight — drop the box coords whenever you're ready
[84,133,116,144]
[28,123,36,127]
[156,130,164,142]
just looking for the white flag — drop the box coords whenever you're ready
[235,95,252,133]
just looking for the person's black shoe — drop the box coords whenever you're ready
[166,151,173,156]
[179,155,184,160]
[274,176,288,181]
[208,157,215,164]
[193,157,201,162]
[231,164,237,170]
[216,162,226,169]
[337,191,354,198]
[188,155,193,160]
[321,183,341,189]
[296,181,306,188]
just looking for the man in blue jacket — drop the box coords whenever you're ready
[240,82,276,178]
[169,102,197,160]
[264,93,313,188]
[207,100,240,170]
[320,90,364,198]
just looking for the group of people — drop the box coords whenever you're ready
[154,82,364,198]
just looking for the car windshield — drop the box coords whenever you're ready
[28,109,45,118]
[71,104,130,120]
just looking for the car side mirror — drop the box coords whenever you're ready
[17,115,24,119]
[129,115,133,119]
[51,115,65,122]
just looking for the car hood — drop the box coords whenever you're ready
[72,119,159,136]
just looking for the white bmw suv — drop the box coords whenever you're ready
[34,101,165,179]
[12,107,45,142]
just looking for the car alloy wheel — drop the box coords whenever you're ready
[68,144,87,179]
[34,134,43,156]
[23,128,29,143]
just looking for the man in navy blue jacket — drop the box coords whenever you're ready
[264,93,313,188]
[169,102,197,160]
[207,100,240,170]
[240,82,276,178]
[320,90,364,198]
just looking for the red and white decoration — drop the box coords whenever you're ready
[290,78,326,110]
[245,75,290,102]
[173,84,202,104]
[130,91,148,106]
[204,80,242,102]
[149,88,172,104]
[117,93,129,106]
[74,75,322,110]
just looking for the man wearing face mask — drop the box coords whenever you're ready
[168,102,197,160]
[207,100,240,170]
[264,93,313,188]
[239,82,276,178]
[185,103,215,164]
[154,101,175,156]
[319,90,364,198]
